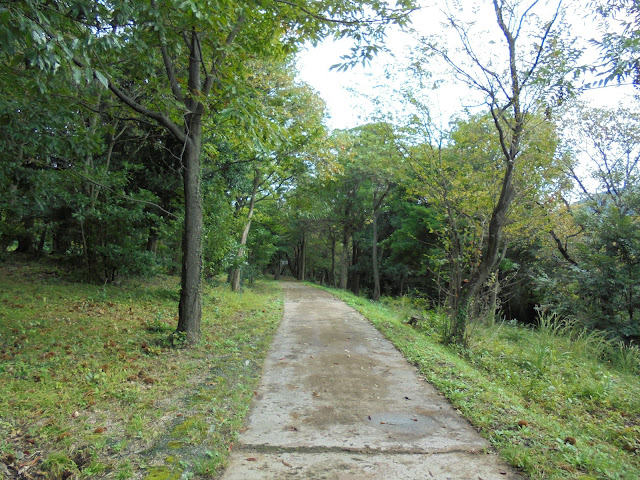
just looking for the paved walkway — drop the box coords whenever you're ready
[221,283,525,479]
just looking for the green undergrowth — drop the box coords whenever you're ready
[323,286,640,480]
[0,258,283,479]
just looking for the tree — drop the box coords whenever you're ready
[346,123,400,300]
[540,104,640,339]
[1,0,416,343]
[414,0,579,344]
[398,109,562,331]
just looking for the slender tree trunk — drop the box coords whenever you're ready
[339,229,350,290]
[372,209,381,301]
[371,185,389,300]
[274,252,281,280]
[330,234,336,286]
[487,245,507,326]
[146,227,159,254]
[298,233,306,281]
[452,158,516,344]
[350,242,360,294]
[231,170,259,292]
[37,224,47,254]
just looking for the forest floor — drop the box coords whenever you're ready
[221,282,523,479]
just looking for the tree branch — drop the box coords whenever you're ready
[549,229,579,267]
[71,56,187,143]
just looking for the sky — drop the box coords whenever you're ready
[296,0,637,132]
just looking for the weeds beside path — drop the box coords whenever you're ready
[0,259,283,479]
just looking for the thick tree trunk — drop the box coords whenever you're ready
[177,130,203,344]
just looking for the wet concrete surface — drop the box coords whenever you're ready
[220,283,525,479]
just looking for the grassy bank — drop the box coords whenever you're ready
[325,287,640,480]
[0,259,283,479]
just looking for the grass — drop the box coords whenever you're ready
[0,258,283,479]
[323,287,640,480]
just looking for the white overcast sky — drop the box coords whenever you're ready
[296,0,637,131]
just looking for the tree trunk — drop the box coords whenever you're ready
[349,242,360,294]
[451,158,516,344]
[177,128,203,344]
[487,245,508,326]
[274,252,281,280]
[339,229,350,290]
[231,170,260,292]
[298,233,306,281]
[37,224,48,254]
[146,227,159,254]
[15,216,35,254]
[372,209,381,301]
[370,185,390,300]
[330,235,336,287]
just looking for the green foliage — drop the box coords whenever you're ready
[396,109,563,341]
[590,0,640,85]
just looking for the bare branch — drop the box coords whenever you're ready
[521,1,563,88]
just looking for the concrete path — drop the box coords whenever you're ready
[220,283,525,479]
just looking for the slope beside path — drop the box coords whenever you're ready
[220,282,525,479]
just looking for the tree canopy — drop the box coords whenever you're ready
[2,0,639,346]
